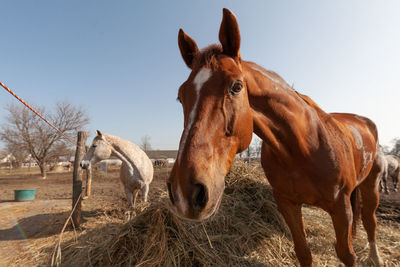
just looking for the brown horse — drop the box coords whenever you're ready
[167,9,383,267]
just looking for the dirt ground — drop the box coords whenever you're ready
[0,167,168,266]
[0,166,399,266]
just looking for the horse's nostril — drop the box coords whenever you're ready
[193,183,208,209]
[167,182,175,205]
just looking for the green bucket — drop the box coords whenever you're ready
[14,189,37,201]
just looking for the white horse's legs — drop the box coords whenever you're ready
[124,187,140,220]
[142,183,149,202]
[125,187,134,208]
[132,189,139,207]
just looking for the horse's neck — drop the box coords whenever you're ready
[244,62,326,160]
[105,136,136,175]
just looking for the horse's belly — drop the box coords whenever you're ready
[265,170,320,204]
[262,159,347,209]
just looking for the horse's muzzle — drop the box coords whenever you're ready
[166,178,223,222]
[80,161,90,169]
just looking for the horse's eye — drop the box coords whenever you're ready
[230,81,243,95]
[176,96,182,104]
[92,144,97,148]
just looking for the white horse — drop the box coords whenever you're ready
[378,149,389,194]
[80,130,154,208]
[384,154,400,193]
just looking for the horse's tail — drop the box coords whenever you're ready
[350,186,361,237]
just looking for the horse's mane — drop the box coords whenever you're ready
[296,92,321,110]
[192,44,223,70]
[102,134,138,151]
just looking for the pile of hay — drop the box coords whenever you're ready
[60,160,296,266]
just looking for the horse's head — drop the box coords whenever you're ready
[167,9,253,221]
[80,130,112,169]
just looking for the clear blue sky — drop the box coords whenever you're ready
[1,1,399,150]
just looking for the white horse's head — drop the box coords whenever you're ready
[80,130,112,169]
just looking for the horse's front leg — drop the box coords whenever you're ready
[330,193,357,267]
[141,183,149,202]
[274,192,312,267]
[393,171,399,192]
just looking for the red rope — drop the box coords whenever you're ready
[0,81,77,147]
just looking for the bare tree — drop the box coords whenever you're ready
[254,138,262,159]
[0,102,89,178]
[47,142,75,170]
[140,135,152,152]
[246,144,252,163]
[389,138,400,157]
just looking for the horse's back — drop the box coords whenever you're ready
[330,113,378,143]
[105,134,154,183]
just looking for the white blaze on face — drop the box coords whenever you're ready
[177,67,212,163]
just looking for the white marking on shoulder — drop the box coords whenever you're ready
[362,150,373,172]
[177,67,212,162]
[349,125,363,150]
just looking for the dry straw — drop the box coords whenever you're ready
[59,160,295,266]
[54,160,400,266]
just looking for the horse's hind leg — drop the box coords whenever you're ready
[274,193,312,267]
[330,193,357,267]
[383,170,389,194]
[359,166,383,266]
[379,170,388,194]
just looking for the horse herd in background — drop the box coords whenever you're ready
[75,8,399,267]
[378,150,400,194]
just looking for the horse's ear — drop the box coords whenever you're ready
[96,130,102,137]
[219,8,241,59]
[178,29,199,69]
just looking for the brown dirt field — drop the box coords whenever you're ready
[0,167,169,266]
[0,165,399,266]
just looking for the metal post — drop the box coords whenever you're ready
[72,131,88,227]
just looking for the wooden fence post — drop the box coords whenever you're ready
[72,131,88,227]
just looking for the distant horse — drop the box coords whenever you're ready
[80,130,153,208]
[380,154,399,193]
[154,159,168,167]
[377,149,389,194]
[167,9,382,267]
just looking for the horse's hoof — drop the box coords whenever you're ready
[369,243,383,267]
[82,196,88,200]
